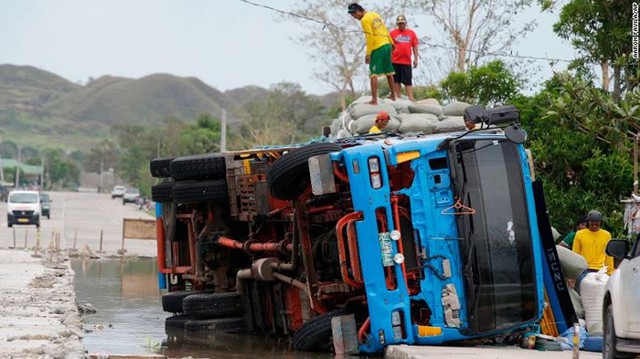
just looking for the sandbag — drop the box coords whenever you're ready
[581,269,608,335]
[398,113,438,133]
[350,114,401,135]
[568,287,584,319]
[415,98,440,106]
[349,103,397,119]
[556,245,588,280]
[433,116,466,133]
[443,101,471,116]
[329,118,341,137]
[383,97,412,114]
[336,129,352,139]
[408,104,445,119]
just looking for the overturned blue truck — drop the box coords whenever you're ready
[151,104,575,353]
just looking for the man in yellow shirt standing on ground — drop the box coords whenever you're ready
[572,209,614,292]
[348,3,396,105]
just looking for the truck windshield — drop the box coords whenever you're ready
[450,139,537,333]
[10,193,38,204]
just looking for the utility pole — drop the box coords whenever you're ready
[221,109,227,152]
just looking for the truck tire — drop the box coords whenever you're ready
[172,179,228,204]
[184,317,246,333]
[604,304,631,359]
[292,309,347,352]
[165,314,191,330]
[182,292,243,319]
[162,291,192,313]
[267,142,341,200]
[150,157,175,178]
[151,181,174,202]
[170,153,226,180]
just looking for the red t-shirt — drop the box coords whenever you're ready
[390,28,418,65]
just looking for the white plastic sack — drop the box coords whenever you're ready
[581,269,609,335]
[349,103,397,119]
[329,118,341,137]
[433,116,466,133]
[556,245,588,280]
[443,101,471,116]
[350,114,400,135]
[397,113,438,133]
[336,129,352,139]
[408,104,445,119]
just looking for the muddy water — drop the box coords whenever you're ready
[72,258,333,359]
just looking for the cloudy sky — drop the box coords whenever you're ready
[1,0,576,95]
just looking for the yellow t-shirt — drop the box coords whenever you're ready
[361,12,392,55]
[368,125,382,134]
[572,228,614,274]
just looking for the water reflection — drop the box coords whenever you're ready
[73,258,335,358]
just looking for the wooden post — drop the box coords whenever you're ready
[73,228,77,250]
[35,228,41,255]
[24,229,28,249]
[12,227,16,248]
[99,229,104,252]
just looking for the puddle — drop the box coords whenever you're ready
[72,258,333,358]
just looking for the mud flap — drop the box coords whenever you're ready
[532,180,577,334]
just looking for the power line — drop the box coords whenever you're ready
[236,0,575,64]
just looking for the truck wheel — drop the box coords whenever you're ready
[165,314,192,330]
[170,153,226,180]
[182,292,243,319]
[184,317,245,333]
[172,179,228,204]
[151,181,174,202]
[292,309,347,352]
[150,157,175,178]
[267,142,342,200]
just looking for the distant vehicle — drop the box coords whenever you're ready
[7,190,40,227]
[39,193,51,219]
[603,238,640,358]
[111,185,126,199]
[122,187,140,205]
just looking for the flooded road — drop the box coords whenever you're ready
[72,258,333,359]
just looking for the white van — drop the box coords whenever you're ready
[7,190,40,227]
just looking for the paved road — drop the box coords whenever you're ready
[0,191,156,257]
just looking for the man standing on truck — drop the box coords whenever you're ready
[348,3,396,105]
[390,15,419,102]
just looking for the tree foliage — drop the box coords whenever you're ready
[552,0,637,99]
[440,60,521,105]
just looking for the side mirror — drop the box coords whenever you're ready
[606,239,628,259]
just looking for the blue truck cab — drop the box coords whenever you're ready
[153,105,559,354]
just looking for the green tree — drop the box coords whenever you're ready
[177,113,221,155]
[551,0,636,100]
[41,149,81,190]
[440,60,521,105]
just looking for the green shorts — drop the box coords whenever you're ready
[369,44,394,78]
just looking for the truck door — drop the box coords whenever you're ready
[448,138,539,334]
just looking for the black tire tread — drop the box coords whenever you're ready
[172,179,228,204]
[170,153,226,180]
[150,157,175,178]
[184,317,246,333]
[292,309,347,352]
[267,142,341,200]
[152,181,174,202]
[183,292,243,319]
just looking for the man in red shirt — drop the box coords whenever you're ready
[390,15,419,102]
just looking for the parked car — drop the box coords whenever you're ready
[111,185,126,199]
[122,187,140,205]
[603,238,640,358]
[39,192,51,219]
[7,190,40,227]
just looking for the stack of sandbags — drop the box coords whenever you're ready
[347,98,400,135]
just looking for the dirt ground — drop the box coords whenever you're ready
[0,247,86,359]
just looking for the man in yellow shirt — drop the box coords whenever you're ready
[573,210,614,282]
[348,3,396,105]
[369,111,390,133]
